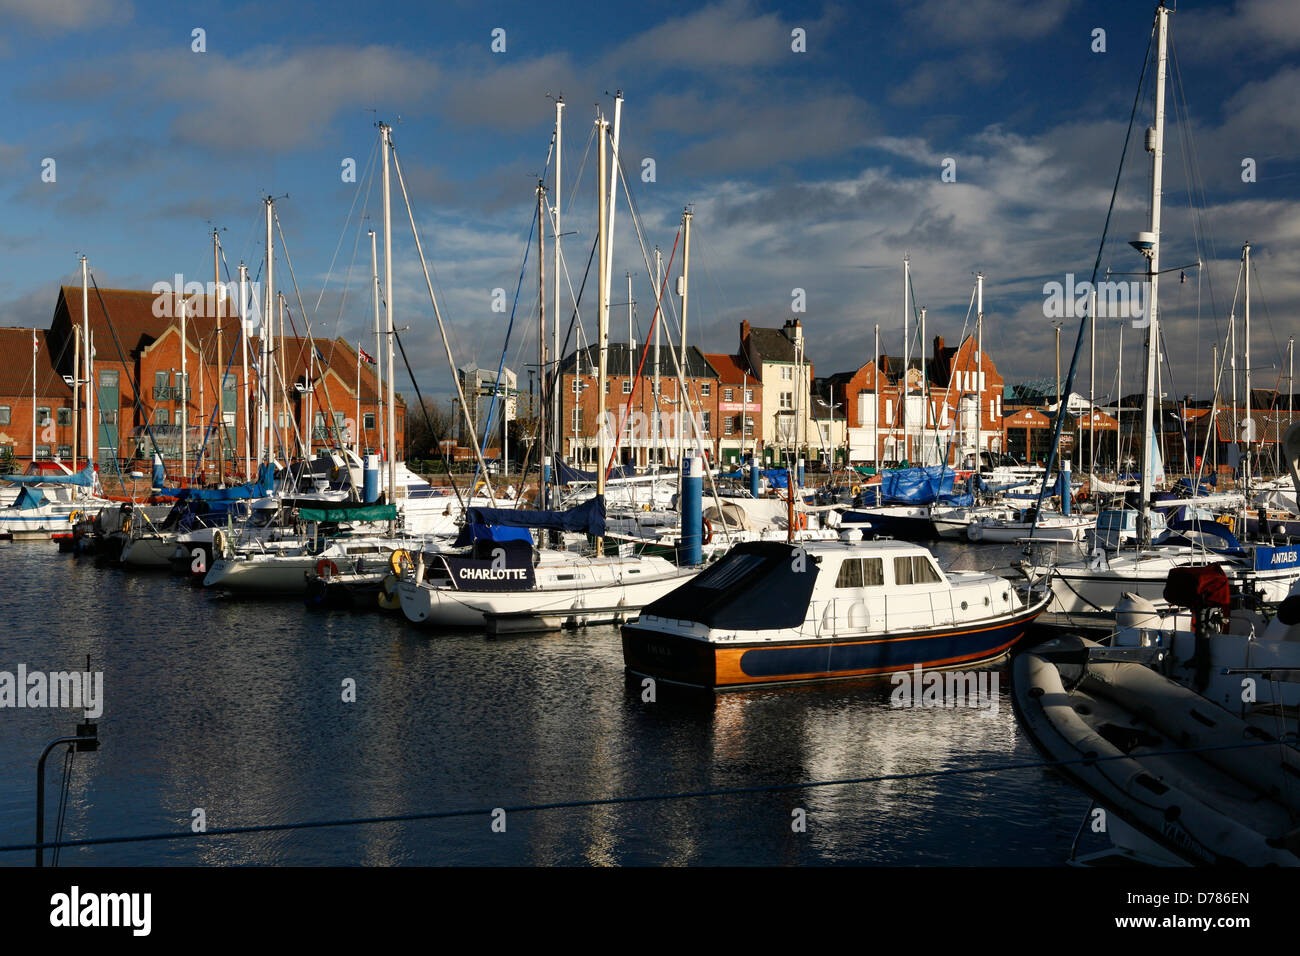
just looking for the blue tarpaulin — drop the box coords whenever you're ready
[554,459,637,483]
[880,466,955,504]
[12,486,47,510]
[158,464,276,501]
[456,495,607,547]
[3,464,94,487]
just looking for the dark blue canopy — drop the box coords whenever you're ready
[159,464,276,501]
[555,459,636,483]
[462,494,606,539]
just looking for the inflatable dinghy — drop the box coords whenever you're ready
[1014,634,1300,865]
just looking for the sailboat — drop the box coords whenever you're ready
[1018,2,1300,628]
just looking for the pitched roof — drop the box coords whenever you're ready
[745,325,808,364]
[0,328,73,400]
[703,352,755,382]
[559,343,717,379]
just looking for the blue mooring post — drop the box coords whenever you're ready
[363,453,380,503]
[542,456,552,508]
[750,457,760,498]
[797,458,805,489]
[1059,461,1072,516]
[681,454,703,565]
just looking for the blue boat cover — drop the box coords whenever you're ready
[880,466,954,504]
[555,459,636,483]
[3,464,94,487]
[458,495,606,546]
[12,486,47,510]
[159,464,276,501]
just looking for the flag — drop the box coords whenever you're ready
[358,346,376,365]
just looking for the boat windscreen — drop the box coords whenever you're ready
[642,542,819,630]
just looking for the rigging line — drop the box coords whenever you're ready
[470,149,554,491]
[1026,11,1156,542]
[274,214,351,457]
[391,329,465,511]
[6,734,1297,857]
[313,137,380,316]
[389,139,499,495]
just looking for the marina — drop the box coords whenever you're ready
[0,0,1297,913]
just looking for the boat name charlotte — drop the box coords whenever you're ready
[890,664,999,717]
[0,664,103,718]
[457,568,529,581]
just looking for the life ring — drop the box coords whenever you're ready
[851,484,861,496]
[390,549,414,576]
[702,517,714,546]
[377,573,402,610]
[315,558,339,579]
[68,510,81,524]
[792,512,808,531]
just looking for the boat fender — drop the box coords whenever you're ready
[315,558,339,579]
[966,523,983,542]
[377,573,402,611]
[702,517,714,546]
[212,528,226,559]
[792,512,807,531]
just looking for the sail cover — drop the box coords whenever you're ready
[159,464,277,501]
[460,495,606,541]
[2,464,94,487]
[555,459,636,483]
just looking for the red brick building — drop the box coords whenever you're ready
[558,343,719,467]
[0,286,400,480]
[703,352,761,465]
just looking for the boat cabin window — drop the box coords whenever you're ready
[835,557,884,588]
[695,552,766,590]
[894,555,942,585]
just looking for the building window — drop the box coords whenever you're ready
[781,366,792,381]
[780,391,792,410]
[57,407,71,426]
[605,379,610,394]
[745,416,755,430]
[571,408,583,433]
[155,408,169,426]
[99,370,118,388]
[56,445,72,459]
[155,371,168,390]
[571,378,581,394]
[622,379,632,394]
[701,382,711,396]
[36,406,51,427]
[724,417,735,436]
[0,406,9,425]
[35,444,51,459]
[723,387,734,402]
[701,411,711,435]
[364,412,376,430]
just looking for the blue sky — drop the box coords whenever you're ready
[1,0,1297,405]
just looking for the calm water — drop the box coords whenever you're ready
[0,538,1088,866]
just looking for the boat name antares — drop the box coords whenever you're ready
[0,664,103,717]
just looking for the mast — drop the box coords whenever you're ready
[976,273,983,468]
[30,328,36,465]
[278,293,288,456]
[1138,1,1169,548]
[1116,324,1124,478]
[902,255,910,464]
[1243,240,1252,493]
[873,323,880,467]
[1089,286,1096,479]
[380,123,398,503]
[181,292,188,478]
[369,229,385,462]
[919,305,928,463]
[239,263,251,477]
[605,93,623,333]
[551,97,563,468]
[214,228,223,481]
[82,256,93,465]
[538,181,548,483]
[263,197,275,465]
[653,246,662,473]
[595,115,609,554]
[71,323,79,469]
